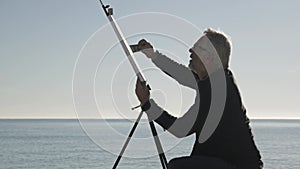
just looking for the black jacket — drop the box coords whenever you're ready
[145,68,263,169]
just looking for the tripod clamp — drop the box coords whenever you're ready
[100,0,113,16]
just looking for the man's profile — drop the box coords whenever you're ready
[135,28,263,169]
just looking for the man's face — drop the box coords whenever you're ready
[188,36,212,75]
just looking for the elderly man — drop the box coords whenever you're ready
[135,28,263,169]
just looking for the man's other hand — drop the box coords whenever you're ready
[135,78,150,105]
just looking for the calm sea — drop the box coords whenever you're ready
[0,119,299,169]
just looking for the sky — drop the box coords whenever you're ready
[0,0,299,119]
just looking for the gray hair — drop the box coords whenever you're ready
[203,28,232,68]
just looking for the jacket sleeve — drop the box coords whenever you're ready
[150,51,198,90]
[145,99,199,138]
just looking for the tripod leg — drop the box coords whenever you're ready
[112,111,144,169]
[149,121,168,169]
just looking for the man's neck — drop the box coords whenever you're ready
[198,71,208,80]
[197,66,224,80]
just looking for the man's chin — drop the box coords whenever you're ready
[189,63,194,70]
[188,63,195,71]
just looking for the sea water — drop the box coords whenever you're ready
[0,119,299,169]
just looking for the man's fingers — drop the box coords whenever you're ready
[135,78,142,91]
[136,78,141,86]
[136,78,146,88]
[135,78,140,91]
[138,39,147,45]
[138,39,153,49]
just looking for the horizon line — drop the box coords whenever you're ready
[0,117,300,120]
